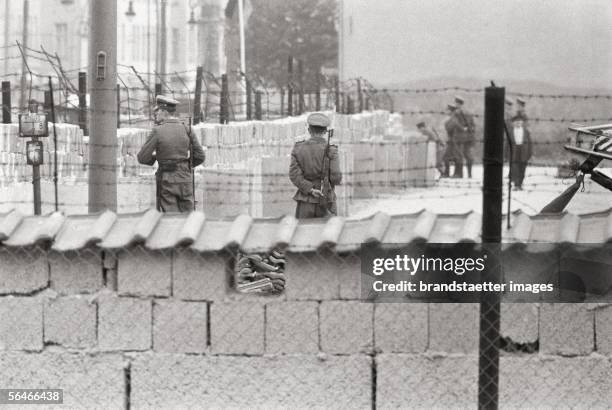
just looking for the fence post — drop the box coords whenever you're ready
[357,78,363,112]
[478,85,505,410]
[347,95,354,114]
[334,77,340,113]
[193,66,203,125]
[44,91,52,113]
[315,73,321,111]
[255,90,262,120]
[1,81,10,123]
[78,72,87,134]
[220,73,229,124]
[116,84,121,128]
[246,78,252,120]
[280,87,285,118]
[287,56,293,116]
[155,82,162,97]
[298,59,304,115]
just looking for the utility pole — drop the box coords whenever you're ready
[88,0,118,212]
[160,0,167,84]
[19,0,29,111]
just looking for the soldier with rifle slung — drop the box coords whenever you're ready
[289,112,342,218]
[137,95,206,212]
[453,95,476,178]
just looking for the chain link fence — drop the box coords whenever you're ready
[1,241,611,408]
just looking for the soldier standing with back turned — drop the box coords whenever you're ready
[289,112,342,218]
[137,95,206,212]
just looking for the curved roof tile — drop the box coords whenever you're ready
[0,208,611,252]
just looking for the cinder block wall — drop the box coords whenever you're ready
[1,247,610,408]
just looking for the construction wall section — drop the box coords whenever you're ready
[0,246,610,408]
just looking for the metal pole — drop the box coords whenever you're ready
[334,77,340,113]
[297,59,304,115]
[88,0,118,212]
[255,90,262,120]
[357,78,363,112]
[315,72,321,111]
[19,0,29,111]
[160,0,167,84]
[116,84,121,128]
[1,81,11,124]
[478,86,504,410]
[48,76,58,212]
[287,56,293,116]
[220,73,228,124]
[193,66,203,124]
[78,72,87,134]
[246,79,252,120]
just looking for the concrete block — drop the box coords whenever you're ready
[540,303,594,355]
[49,249,103,294]
[376,354,477,409]
[374,304,427,353]
[500,356,612,408]
[0,297,42,351]
[500,303,538,344]
[596,305,612,354]
[131,354,371,409]
[44,296,96,349]
[173,250,228,301]
[153,300,207,353]
[337,253,362,299]
[285,252,340,301]
[320,301,373,354]
[98,296,151,351]
[265,301,318,354]
[118,247,171,297]
[0,247,48,294]
[211,301,264,355]
[428,303,479,354]
[0,351,124,408]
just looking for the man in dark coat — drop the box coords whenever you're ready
[137,95,206,212]
[289,112,342,218]
[509,116,533,190]
[453,96,476,178]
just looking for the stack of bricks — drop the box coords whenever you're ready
[1,245,611,408]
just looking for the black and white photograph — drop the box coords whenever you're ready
[1,0,612,408]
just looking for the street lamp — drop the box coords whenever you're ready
[125,1,136,18]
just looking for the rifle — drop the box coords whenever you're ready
[184,116,196,211]
[320,129,335,215]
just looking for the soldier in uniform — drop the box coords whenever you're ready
[443,103,461,178]
[137,95,206,212]
[417,120,445,176]
[289,112,342,218]
[453,96,476,178]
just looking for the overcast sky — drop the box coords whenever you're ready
[341,0,612,89]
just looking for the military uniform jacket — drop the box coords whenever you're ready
[289,136,342,204]
[445,115,462,144]
[137,118,206,179]
[453,109,476,144]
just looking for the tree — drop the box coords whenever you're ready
[246,0,338,90]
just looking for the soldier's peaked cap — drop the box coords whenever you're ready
[516,97,526,106]
[155,95,179,111]
[307,112,330,128]
[505,97,513,106]
[454,95,464,104]
[447,103,456,110]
